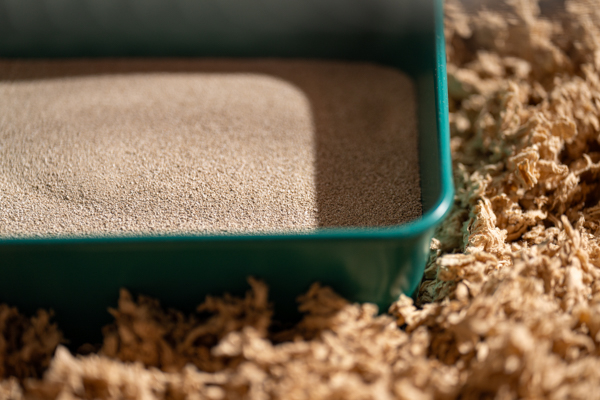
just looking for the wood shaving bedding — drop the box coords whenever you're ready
[3,0,600,398]
[0,306,61,382]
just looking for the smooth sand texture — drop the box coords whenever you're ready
[0,59,421,237]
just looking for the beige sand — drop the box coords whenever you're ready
[0,59,421,237]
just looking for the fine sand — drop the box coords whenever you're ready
[0,59,421,237]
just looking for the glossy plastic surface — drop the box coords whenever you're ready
[0,0,453,345]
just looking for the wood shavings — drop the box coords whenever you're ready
[0,283,459,400]
[99,278,272,374]
[0,378,22,400]
[4,0,600,398]
[413,0,600,397]
[0,305,62,381]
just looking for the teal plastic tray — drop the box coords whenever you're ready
[0,0,453,345]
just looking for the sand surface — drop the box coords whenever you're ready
[0,59,421,237]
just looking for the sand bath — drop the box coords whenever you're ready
[0,59,421,237]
